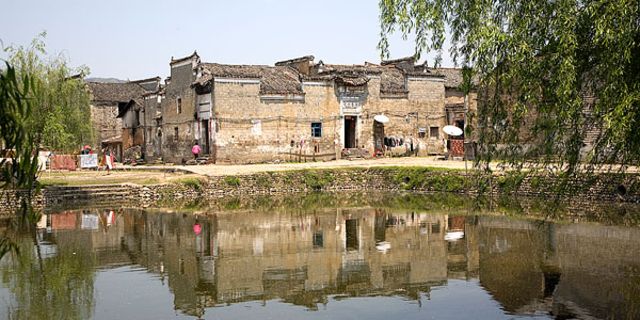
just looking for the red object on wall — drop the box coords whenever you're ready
[50,155,77,171]
[450,139,464,157]
[51,212,77,230]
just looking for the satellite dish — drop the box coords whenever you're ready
[373,114,390,124]
[443,125,463,136]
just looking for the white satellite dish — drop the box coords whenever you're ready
[373,114,390,124]
[444,231,464,241]
[443,125,463,137]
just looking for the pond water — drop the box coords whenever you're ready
[0,194,639,319]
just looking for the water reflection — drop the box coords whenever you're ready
[0,203,639,319]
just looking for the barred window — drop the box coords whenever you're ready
[311,122,322,138]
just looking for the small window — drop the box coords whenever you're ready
[313,231,324,248]
[311,122,322,138]
[174,127,179,141]
[176,97,182,114]
[418,128,427,139]
[430,127,439,139]
[431,222,440,234]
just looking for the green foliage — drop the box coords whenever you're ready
[3,33,94,152]
[474,174,492,194]
[379,0,640,179]
[178,177,204,191]
[0,62,40,194]
[497,172,527,193]
[303,171,335,190]
[223,176,241,187]
[393,167,465,192]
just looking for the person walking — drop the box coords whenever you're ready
[104,148,114,175]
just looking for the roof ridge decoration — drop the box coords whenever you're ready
[170,51,199,65]
[274,55,315,66]
[128,76,162,84]
[380,55,416,66]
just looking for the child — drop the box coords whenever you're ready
[191,142,201,160]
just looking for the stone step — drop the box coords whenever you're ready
[44,184,138,191]
[45,188,134,194]
[44,185,139,195]
[46,192,136,199]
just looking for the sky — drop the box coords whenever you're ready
[1,0,454,80]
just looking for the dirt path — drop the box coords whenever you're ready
[38,169,201,186]
[39,157,472,186]
[38,156,637,186]
[175,157,473,176]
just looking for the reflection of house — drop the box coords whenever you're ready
[36,206,640,319]
[154,52,475,163]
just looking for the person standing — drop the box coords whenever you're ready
[191,141,201,160]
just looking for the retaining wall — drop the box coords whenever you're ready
[1,167,639,215]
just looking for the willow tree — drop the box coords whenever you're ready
[380,0,640,177]
[3,33,94,153]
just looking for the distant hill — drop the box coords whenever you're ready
[85,77,126,83]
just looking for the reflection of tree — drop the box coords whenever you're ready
[1,229,96,320]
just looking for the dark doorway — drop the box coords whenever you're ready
[155,130,162,157]
[454,119,465,139]
[345,219,359,251]
[373,120,385,155]
[201,120,210,154]
[344,116,357,148]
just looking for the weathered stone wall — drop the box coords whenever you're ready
[0,190,44,215]
[162,62,198,163]
[122,127,144,151]
[213,81,341,163]
[363,77,447,156]
[91,103,122,145]
[142,94,162,161]
[4,168,637,216]
[211,77,448,163]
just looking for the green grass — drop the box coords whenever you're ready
[303,171,335,190]
[390,167,467,192]
[223,176,241,187]
[174,177,206,191]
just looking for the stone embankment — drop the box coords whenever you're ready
[1,167,638,214]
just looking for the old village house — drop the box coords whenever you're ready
[87,77,161,161]
[145,52,476,164]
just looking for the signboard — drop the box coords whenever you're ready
[339,96,364,115]
[79,154,98,168]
